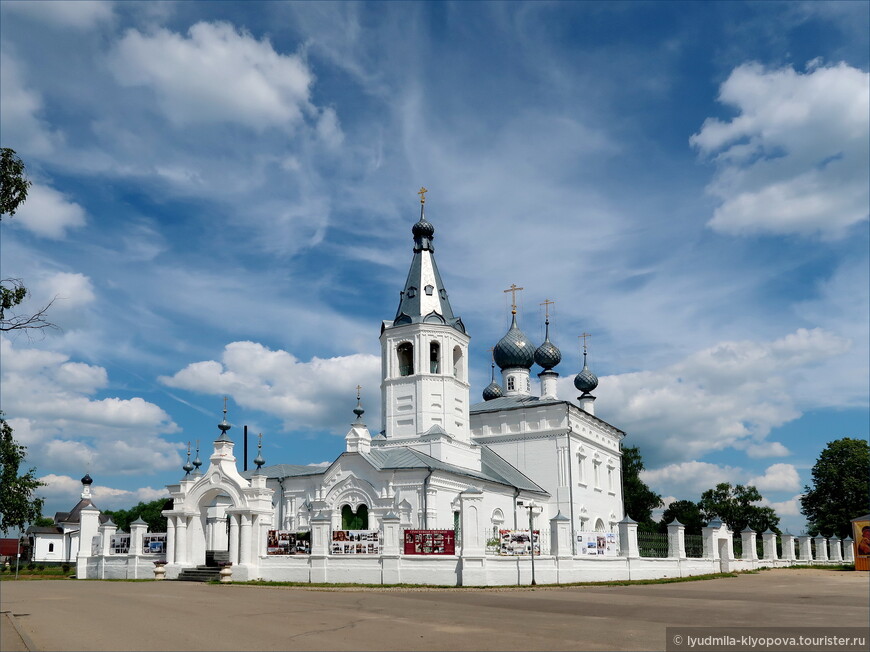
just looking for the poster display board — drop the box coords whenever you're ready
[575,531,618,556]
[331,530,380,555]
[403,530,456,555]
[142,533,167,555]
[267,530,311,555]
[498,529,540,556]
[110,534,130,554]
[853,518,870,571]
[91,535,102,556]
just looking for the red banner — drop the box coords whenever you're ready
[403,529,455,555]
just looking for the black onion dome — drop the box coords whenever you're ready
[494,314,535,370]
[534,321,562,370]
[483,381,504,401]
[412,217,435,240]
[574,363,599,393]
[81,473,93,486]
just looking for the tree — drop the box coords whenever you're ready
[699,482,780,533]
[658,499,706,535]
[0,147,57,333]
[801,438,870,539]
[621,445,663,530]
[33,516,55,527]
[102,498,171,533]
[0,413,45,534]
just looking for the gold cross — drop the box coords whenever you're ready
[579,332,592,353]
[540,299,555,319]
[356,384,362,400]
[222,396,228,415]
[418,187,428,204]
[487,346,495,361]
[503,284,524,314]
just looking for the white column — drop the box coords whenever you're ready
[829,536,842,561]
[228,514,240,565]
[100,522,117,556]
[702,523,720,560]
[741,528,757,561]
[667,520,686,559]
[798,535,813,560]
[843,537,855,563]
[781,533,795,560]
[814,535,828,561]
[166,516,176,563]
[459,488,485,557]
[549,513,572,559]
[175,516,188,564]
[239,514,252,565]
[762,530,778,560]
[618,516,639,558]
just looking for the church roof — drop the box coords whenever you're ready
[240,463,327,480]
[470,395,626,436]
[58,498,100,524]
[361,446,547,494]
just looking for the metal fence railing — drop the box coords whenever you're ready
[685,534,704,558]
[637,531,669,558]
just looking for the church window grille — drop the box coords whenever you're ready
[397,342,414,376]
[507,376,515,391]
[430,341,440,373]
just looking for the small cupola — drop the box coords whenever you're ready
[574,334,599,414]
[535,300,562,398]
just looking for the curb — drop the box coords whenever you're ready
[2,611,38,651]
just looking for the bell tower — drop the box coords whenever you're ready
[377,189,479,470]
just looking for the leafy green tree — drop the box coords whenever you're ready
[103,498,171,533]
[0,413,45,534]
[699,482,780,533]
[621,445,663,531]
[33,516,55,527]
[801,438,870,539]
[0,147,56,332]
[658,499,706,535]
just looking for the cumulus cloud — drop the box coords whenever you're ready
[584,328,851,464]
[748,463,801,493]
[160,341,381,432]
[692,61,869,238]
[38,474,168,510]
[3,1,114,29]
[641,461,743,498]
[0,54,63,155]
[12,183,86,239]
[1,338,180,476]
[109,21,317,131]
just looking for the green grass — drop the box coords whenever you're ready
[766,563,854,571]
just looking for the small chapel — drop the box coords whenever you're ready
[152,190,626,581]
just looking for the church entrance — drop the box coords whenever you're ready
[341,504,368,530]
[196,492,232,567]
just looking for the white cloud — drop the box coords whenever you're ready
[109,21,316,131]
[748,463,801,493]
[761,494,803,518]
[160,341,381,433]
[13,183,86,239]
[1,338,180,476]
[586,328,851,464]
[36,272,96,310]
[641,461,742,498]
[4,1,114,29]
[692,61,869,238]
[0,54,63,155]
[38,474,169,511]
[743,441,791,458]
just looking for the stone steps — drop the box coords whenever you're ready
[176,565,221,582]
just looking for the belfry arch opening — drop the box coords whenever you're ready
[430,341,440,373]
[341,504,369,530]
[397,342,414,376]
[452,345,463,380]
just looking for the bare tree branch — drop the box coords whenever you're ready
[0,278,59,334]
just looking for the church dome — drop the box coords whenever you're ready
[493,314,534,370]
[534,318,561,370]
[483,381,504,401]
[574,364,598,393]
[81,473,93,486]
[412,217,435,240]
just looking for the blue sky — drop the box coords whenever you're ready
[1,1,867,534]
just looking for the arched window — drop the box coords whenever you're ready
[595,518,606,532]
[430,341,440,373]
[491,508,505,539]
[341,504,369,530]
[452,346,463,380]
[48,543,54,552]
[397,342,414,376]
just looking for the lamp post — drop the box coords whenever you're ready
[526,501,542,586]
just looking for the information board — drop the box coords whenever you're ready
[266,530,311,555]
[110,533,130,554]
[403,529,456,555]
[575,531,618,556]
[498,529,541,556]
[142,533,167,555]
[331,530,380,555]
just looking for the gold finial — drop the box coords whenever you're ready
[503,283,524,314]
[222,396,228,416]
[356,384,362,400]
[540,299,555,320]
[579,332,592,354]
[258,432,263,447]
[418,186,428,205]
[186,441,191,455]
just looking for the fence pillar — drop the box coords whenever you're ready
[77,504,101,579]
[781,532,795,560]
[618,516,639,557]
[702,520,722,560]
[762,529,778,560]
[843,537,855,563]
[814,535,828,561]
[100,520,118,556]
[667,520,686,559]
[310,511,331,583]
[459,488,486,586]
[798,535,812,561]
[828,536,841,561]
[740,527,757,561]
[380,512,401,585]
[549,512,572,559]
[130,518,148,556]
